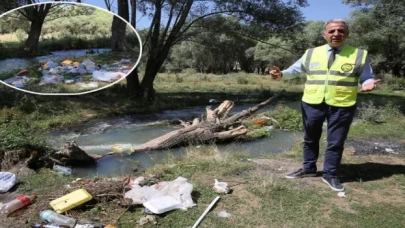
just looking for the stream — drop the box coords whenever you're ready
[47,101,302,177]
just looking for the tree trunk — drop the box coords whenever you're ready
[126,68,141,96]
[140,46,171,99]
[24,18,45,54]
[130,0,136,28]
[110,16,127,51]
[121,91,284,153]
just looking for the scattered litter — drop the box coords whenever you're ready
[32,223,71,228]
[50,189,92,213]
[277,167,283,171]
[138,215,157,225]
[217,210,231,218]
[192,196,220,228]
[384,148,399,154]
[76,218,104,228]
[61,59,73,65]
[213,179,230,194]
[92,71,126,82]
[0,172,18,193]
[16,69,28,75]
[120,58,131,63]
[254,119,267,125]
[111,144,133,153]
[0,194,36,215]
[132,176,146,186]
[143,195,183,214]
[209,99,217,103]
[40,210,77,227]
[53,164,72,175]
[64,79,75,84]
[75,82,99,89]
[3,76,30,88]
[264,126,274,132]
[337,192,346,198]
[124,177,196,214]
[82,59,96,73]
[39,75,64,85]
[72,178,83,184]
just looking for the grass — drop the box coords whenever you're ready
[2,72,405,226]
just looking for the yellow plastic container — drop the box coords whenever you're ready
[50,189,92,213]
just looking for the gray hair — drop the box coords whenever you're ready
[323,19,349,33]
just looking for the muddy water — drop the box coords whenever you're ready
[47,101,302,177]
[0,48,111,75]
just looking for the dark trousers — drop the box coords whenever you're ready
[301,101,356,178]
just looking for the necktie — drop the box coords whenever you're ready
[328,48,337,69]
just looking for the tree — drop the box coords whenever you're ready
[254,37,296,70]
[110,0,129,51]
[165,15,258,74]
[132,0,308,100]
[343,0,405,76]
[0,0,90,54]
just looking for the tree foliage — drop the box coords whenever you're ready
[343,0,405,76]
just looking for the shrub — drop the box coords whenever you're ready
[386,77,405,91]
[269,105,303,130]
[357,101,401,124]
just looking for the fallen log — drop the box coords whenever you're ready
[130,90,285,153]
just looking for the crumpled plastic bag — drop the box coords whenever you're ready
[124,177,196,214]
[92,71,126,82]
[4,76,30,88]
[0,172,18,193]
[38,75,64,85]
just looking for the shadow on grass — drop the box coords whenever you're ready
[339,162,405,183]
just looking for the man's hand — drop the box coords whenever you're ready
[269,66,282,80]
[360,79,381,92]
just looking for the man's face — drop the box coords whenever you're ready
[323,22,348,47]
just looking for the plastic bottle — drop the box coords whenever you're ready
[0,194,37,215]
[40,210,76,228]
[31,224,70,228]
[53,165,72,175]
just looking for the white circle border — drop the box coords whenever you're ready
[0,1,143,96]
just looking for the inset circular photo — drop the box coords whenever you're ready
[0,2,142,95]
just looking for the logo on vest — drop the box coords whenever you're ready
[310,62,320,69]
[341,63,354,72]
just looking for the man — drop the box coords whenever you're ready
[270,19,380,192]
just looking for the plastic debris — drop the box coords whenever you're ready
[50,189,93,213]
[124,177,196,214]
[337,192,346,198]
[81,59,96,73]
[39,75,64,85]
[192,196,220,228]
[3,76,30,88]
[92,71,126,82]
[40,210,76,227]
[0,194,36,215]
[217,210,232,218]
[75,82,99,89]
[53,165,72,175]
[213,179,230,194]
[0,172,18,193]
[138,215,157,225]
[120,58,131,63]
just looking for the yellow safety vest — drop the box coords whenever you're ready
[301,44,367,107]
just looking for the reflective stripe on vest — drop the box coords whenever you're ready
[301,44,367,107]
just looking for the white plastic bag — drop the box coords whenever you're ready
[92,71,126,82]
[124,176,196,214]
[0,172,18,193]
